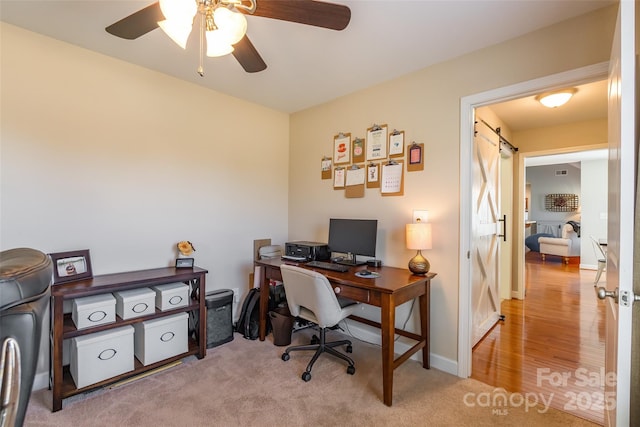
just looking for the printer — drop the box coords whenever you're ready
[284,241,330,261]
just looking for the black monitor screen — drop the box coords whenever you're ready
[328,218,377,264]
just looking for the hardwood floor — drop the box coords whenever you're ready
[472,252,606,425]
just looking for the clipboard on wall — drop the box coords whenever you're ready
[352,137,365,163]
[334,132,351,165]
[407,142,424,172]
[345,164,365,198]
[381,160,404,196]
[321,156,332,179]
[388,129,404,158]
[366,124,388,161]
[366,162,380,188]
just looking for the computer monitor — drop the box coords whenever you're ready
[327,218,378,265]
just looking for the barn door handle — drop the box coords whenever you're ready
[498,215,506,242]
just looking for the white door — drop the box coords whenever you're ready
[471,118,501,346]
[499,144,514,300]
[599,2,635,425]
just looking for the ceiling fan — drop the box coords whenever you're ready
[105,0,351,74]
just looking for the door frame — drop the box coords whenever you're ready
[458,61,609,378]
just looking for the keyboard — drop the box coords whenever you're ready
[305,260,349,272]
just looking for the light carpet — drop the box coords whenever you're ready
[24,329,598,426]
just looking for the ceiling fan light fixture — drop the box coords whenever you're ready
[159,0,197,22]
[536,88,578,108]
[205,30,234,57]
[158,20,193,49]
[213,6,247,45]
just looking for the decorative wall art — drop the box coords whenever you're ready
[333,132,351,165]
[321,156,332,179]
[323,123,423,198]
[352,137,365,163]
[366,124,388,161]
[545,193,579,212]
[407,142,424,172]
[367,162,380,188]
[333,166,346,189]
[389,129,404,157]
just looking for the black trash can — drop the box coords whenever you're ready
[205,289,234,349]
[269,305,294,346]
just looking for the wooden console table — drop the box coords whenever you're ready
[254,258,435,406]
[50,267,207,411]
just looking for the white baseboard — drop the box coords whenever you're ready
[342,319,458,376]
[33,371,49,391]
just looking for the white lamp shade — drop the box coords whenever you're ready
[213,7,247,45]
[158,19,193,49]
[537,89,577,108]
[539,92,572,108]
[159,0,197,22]
[205,30,234,57]
[406,223,432,250]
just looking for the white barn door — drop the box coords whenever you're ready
[471,118,501,346]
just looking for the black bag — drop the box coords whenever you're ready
[235,288,261,340]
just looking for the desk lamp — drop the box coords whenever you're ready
[406,222,432,275]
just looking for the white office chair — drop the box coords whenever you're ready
[279,264,359,382]
[590,236,607,285]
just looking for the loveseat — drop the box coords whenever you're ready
[538,223,580,264]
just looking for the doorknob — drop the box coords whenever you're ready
[597,286,619,303]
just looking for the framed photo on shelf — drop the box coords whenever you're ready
[175,258,195,268]
[50,249,93,284]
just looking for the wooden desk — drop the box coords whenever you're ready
[254,258,436,406]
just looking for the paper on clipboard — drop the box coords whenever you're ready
[381,162,402,193]
[346,167,365,186]
[334,168,346,188]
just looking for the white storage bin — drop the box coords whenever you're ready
[152,282,190,311]
[72,293,116,329]
[114,288,156,320]
[70,325,134,388]
[134,313,188,366]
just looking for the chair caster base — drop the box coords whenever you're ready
[302,371,311,382]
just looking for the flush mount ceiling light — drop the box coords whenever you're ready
[536,88,578,108]
[158,0,253,76]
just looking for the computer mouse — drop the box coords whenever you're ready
[360,270,371,276]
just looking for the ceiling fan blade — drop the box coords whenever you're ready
[249,0,350,31]
[232,36,267,73]
[105,2,164,40]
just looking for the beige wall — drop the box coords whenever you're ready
[0,4,617,385]
[514,118,608,152]
[289,6,616,369]
[1,23,290,387]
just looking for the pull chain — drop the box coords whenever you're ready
[197,12,204,76]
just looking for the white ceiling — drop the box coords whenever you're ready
[0,0,614,113]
